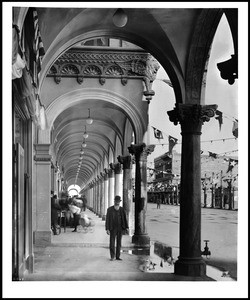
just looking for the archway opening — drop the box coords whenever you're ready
[68,184,81,197]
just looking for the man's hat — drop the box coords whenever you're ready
[114,195,122,202]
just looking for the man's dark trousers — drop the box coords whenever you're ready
[109,229,122,259]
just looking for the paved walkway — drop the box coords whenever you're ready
[24,208,235,282]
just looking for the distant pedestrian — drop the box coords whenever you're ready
[156,196,161,209]
[51,195,61,235]
[105,195,129,261]
[68,199,81,232]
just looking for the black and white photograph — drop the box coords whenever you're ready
[2,2,248,298]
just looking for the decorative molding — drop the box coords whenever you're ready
[47,49,160,87]
[34,157,52,162]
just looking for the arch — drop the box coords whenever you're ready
[13,7,29,31]
[122,118,134,155]
[44,88,146,144]
[185,9,223,104]
[108,146,114,165]
[114,135,122,162]
[39,26,184,104]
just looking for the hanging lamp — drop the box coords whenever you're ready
[82,138,87,148]
[83,125,89,139]
[86,108,93,125]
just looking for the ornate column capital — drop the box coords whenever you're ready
[103,168,109,180]
[110,162,122,174]
[107,166,115,178]
[117,155,132,169]
[144,144,155,156]
[99,172,105,181]
[128,143,154,161]
[97,175,102,182]
[128,143,146,158]
[167,104,218,133]
[34,144,52,162]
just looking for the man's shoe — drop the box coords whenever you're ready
[72,229,77,232]
[110,258,115,261]
[116,258,122,261]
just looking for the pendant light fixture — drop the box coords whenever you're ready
[113,8,128,27]
[86,108,93,125]
[83,125,89,139]
[82,138,87,148]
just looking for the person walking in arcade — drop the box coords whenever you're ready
[105,195,129,261]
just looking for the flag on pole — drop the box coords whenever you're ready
[208,151,218,159]
[152,127,163,139]
[160,260,163,267]
[215,110,223,131]
[232,120,238,138]
[168,135,178,153]
[160,78,173,88]
[32,8,45,87]
[226,158,238,173]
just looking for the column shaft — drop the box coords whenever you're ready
[33,144,52,246]
[118,155,133,234]
[128,143,150,247]
[168,103,217,276]
[108,168,115,208]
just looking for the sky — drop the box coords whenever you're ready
[147,14,239,165]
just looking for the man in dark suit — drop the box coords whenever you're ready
[105,195,129,261]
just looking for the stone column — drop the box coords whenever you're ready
[93,179,97,214]
[112,162,123,200]
[99,173,105,219]
[108,167,115,207]
[103,169,109,220]
[96,177,101,217]
[128,143,154,247]
[168,103,217,276]
[53,167,58,196]
[33,144,52,246]
[89,182,94,210]
[118,155,133,235]
[98,176,103,218]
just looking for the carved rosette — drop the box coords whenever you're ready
[47,49,160,87]
[167,104,218,133]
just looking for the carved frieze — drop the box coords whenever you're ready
[47,48,160,87]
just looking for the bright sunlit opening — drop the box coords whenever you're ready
[68,184,81,196]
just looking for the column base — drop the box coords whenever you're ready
[25,253,34,273]
[33,231,51,246]
[174,257,206,277]
[132,234,150,248]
